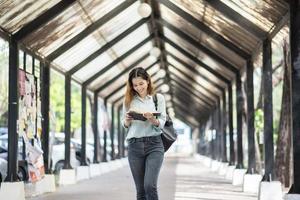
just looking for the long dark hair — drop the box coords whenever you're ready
[124,67,154,109]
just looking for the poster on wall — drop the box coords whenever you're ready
[18,69,45,183]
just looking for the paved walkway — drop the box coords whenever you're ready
[28,154,257,200]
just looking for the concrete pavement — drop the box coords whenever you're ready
[27,154,257,200]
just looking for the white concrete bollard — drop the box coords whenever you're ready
[232,168,247,185]
[243,174,262,193]
[59,169,76,185]
[258,181,283,200]
[0,181,25,200]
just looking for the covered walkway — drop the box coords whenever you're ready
[28,155,257,200]
[0,0,300,200]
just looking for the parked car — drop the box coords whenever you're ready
[71,138,94,164]
[50,132,79,173]
[0,157,7,185]
[0,127,7,137]
[0,146,28,182]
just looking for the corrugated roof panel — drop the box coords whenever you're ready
[111,24,150,57]
[161,6,245,68]
[73,52,113,82]
[169,0,259,53]
[167,56,221,96]
[0,0,61,33]
[97,1,142,42]
[165,43,227,88]
[164,29,234,80]
[169,67,217,100]
[148,64,161,75]
[220,0,288,32]
[53,34,104,71]
[78,0,125,22]
[23,2,92,55]
[121,42,152,66]
[23,0,126,56]
[89,49,155,91]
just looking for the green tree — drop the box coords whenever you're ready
[0,39,8,126]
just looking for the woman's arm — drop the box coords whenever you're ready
[122,101,132,128]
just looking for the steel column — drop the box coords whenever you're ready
[246,60,256,173]
[236,73,244,169]
[41,61,51,173]
[290,0,300,193]
[262,38,274,181]
[6,37,19,181]
[64,74,72,169]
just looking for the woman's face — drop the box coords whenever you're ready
[132,77,148,97]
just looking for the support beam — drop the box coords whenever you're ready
[110,105,115,160]
[117,105,122,159]
[221,91,227,162]
[14,0,77,41]
[6,37,19,181]
[171,77,215,109]
[41,61,51,173]
[170,71,216,105]
[162,36,230,84]
[158,18,238,74]
[84,34,153,86]
[228,83,235,165]
[92,92,99,163]
[171,88,210,116]
[156,0,250,59]
[236,73,244,169]
[166,51,224,92]
[102,99,108,162]
[168,62,219,99]
[95,53,150,93]
[262,38,274,181]
[47,0,136,61]
[64,74,72,169]
[246,60,256,173]
[68,18,149,75]
[101,60,159,101]
[203,0,267,39]
[81,86,88,166]
[290,0,300,193]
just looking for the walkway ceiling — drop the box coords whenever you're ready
[0,0,289,127]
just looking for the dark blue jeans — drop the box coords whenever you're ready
[128,135,164,200]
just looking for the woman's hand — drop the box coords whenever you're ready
[124,112,133,127]
[143,112,159,126]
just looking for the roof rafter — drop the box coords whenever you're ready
[156,0,250,59]
[14,0,77,41]
[166,51,223,92]
[203,0,267,40]
[162,35,230,84]
[158,18,239,74]
[68,18,150,75]
[102,60,160,100]
[168,62,219,99]
[47,0,136,61]
[169,72,216,105]
[83,34,154,86]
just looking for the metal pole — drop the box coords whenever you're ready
[262,38,274,181]
[93,92,99,163]
[6,37,19,181]
[246,60,256,173]
[81,86,87,165]
[290,0,300,193]
[41,61,51,173]
[63,74,72,169]
[236,73,244,169]
[228,84,235,165]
